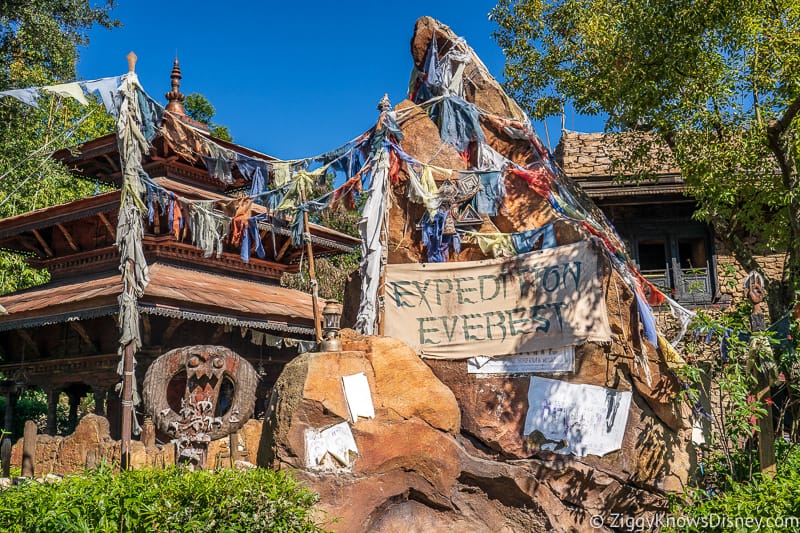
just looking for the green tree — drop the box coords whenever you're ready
[491,0,800,320]
[0,1,118,294]
[184,92,233,141]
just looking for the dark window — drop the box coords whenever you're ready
[629,233,715,304]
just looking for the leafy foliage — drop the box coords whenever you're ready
[0,466,327,532]
[0,388,94,438]
[665,443,800,532]
[491,0,800,315]
[0,1,118,295]
[280,174,361,303]
[184,93,233,142]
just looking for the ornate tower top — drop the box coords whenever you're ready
[165,57,186,115]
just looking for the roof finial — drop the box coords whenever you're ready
[126,51,137,73]
[377,93,391,112]
[165,57,186,115]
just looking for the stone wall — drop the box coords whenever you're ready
[9,414,263,476]
[715,238,786,306]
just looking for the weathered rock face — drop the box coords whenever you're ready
[264,333,691,531]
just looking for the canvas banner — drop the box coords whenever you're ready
[384,240,611,359]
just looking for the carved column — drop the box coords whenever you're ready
[66,390,81,434]
[45,388,60,436]
[3,388,18,436]
[92,387,107,417]
[106,386,121,440]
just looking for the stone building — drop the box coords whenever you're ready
[555,131,785,308]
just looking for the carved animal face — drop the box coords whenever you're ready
[185,349,226,405]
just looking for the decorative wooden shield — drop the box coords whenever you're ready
[143,345,258,446]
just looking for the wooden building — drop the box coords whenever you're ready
[555,131,720,306]
[0,62,359,440]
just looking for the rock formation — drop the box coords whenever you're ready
[264,16,694,532]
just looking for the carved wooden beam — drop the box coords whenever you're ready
[16,329,40,358]
[97,212,116,240]
[68,321,98,353]
[153,200,161,234]
[56,223,80,252]
[275,237,293,261]
[162,318,185,344]
[101,153,120,172]
[30,229,54,257]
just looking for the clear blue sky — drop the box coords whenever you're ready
[78,0,604,160]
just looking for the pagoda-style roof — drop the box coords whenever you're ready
[0,170,359,294]
[0,262,315,335]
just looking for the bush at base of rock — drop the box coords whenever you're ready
[0,466,327,532]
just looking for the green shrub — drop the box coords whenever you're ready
[0,466,327,532]
[666,445,800,532]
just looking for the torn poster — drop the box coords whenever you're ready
[304,422,359,470]
[467,346,575,374]
[341,372,375,423]
[384,240,612,359]
[523,376,631,457]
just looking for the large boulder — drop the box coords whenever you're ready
[264,331,690,531]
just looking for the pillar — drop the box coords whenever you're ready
[21,420,37,478]
[67,390,81,434]
[106,386,121,440]
[92,387,107,417]
[3,389,18,436]
[45,388,60,436]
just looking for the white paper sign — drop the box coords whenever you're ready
[304,422,359,469]
[341,372,375,423]
[467,346,575,374]
[524,376,631,457]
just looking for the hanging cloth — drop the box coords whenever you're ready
[230,197,253,247]
[469,232,515,258]
[0,87,41,107]
[472,171,505,216]
[511,224,557,253]
[237,156,270,196]
[476,142,510,171]
[406,164,440,216]
[42,82,89,105]
[431,96,486,153]
[187,200,231,258]
[272,161,292,188]
[635,290,658,345]
[81,76,123,116]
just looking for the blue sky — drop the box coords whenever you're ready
[78,1,604,159]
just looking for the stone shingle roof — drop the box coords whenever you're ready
[555,131,681,179]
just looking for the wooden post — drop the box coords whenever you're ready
[375,95,392,335]
[93,387,106,417]
[67,390,80,433]
[21,420,36,478]
[747,272,776,475]
[141,417,155,448]
[46,388,58,436]
[3,389,17,436]
[120,339,135,470]
[377,199,389,336]
[300,188,322,343]
[0,438,10,477]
